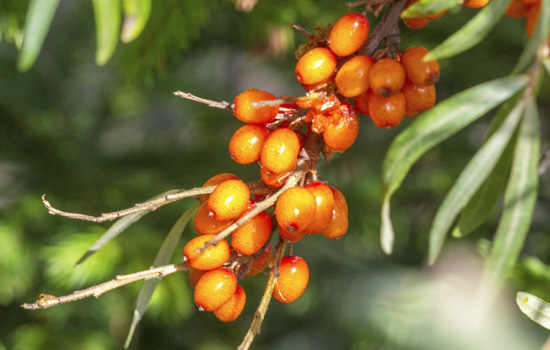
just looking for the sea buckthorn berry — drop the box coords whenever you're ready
[304,182,335,234]
[402,80,436,114]
[260,164,290,188]
[505,0,529,18]
[229,124,269,164]
[368,90,405,129]
[401,46,440,86]
[353,90,370,116]
[526,3,541,37]
[188,268,206,289]
[295,47,337,85]
[463,0,490,8]
[275,186,316,233]
[368,58,406,96]
[207,179,250,221]
[521,0,541,4]
[199,173,239,203]
[272,256,309,303]
[194,267,237,311]
[279,225,308,242]
[323,102,360,151]
[335,55,375,98]
[194,201,235,235]
[260,128,300,174]
[322,187,349,239]
[245,243,272,277]
[233,89,279,124]
[403,16,430,30]
[328,12,370,57]
[214,284,246,322]
[183,234,231,270]
[232,211,272,255]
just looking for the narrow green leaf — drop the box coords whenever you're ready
[121,0,151,43]
[401,0,456,19]
[17,0,61,72]
[427,99,525,265]
[380,75,528,255]
[517,292,550,330]
[91,0,121,66]
[542,57,550,77]
[425,0,509,61]
[124,203,198,349]
[481,98,540,300]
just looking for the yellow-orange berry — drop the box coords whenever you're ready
[521,0,541,5]
[194,201,235,235]
[403,16,430,30]
[207,179,250,221]
[295,47,337,85]
[323,102,360,151]
[335,55,375,98]
[402,80,436,115]
[188,268,206,289]
[194,267,237,311]
[278,224,308,243]
[214,284,246,322]
[183,234,231,270]
[260,128,300,174]
[245,243,272,277]
[353,90,370,116]
[322,187,349,239]
[229,124,269,164]
[199,173,239,203]
[232,211,272,255]
[368,90,405,129]
[368,58,406,96]
[273,256,309,303]
[401,46,440,86]
[505,0,529,18]
[260,164,290,188]
[463,0,490,8]
[275,186,316,233]
[304,182,335,234]
[328,12,370,57]
[233,89,279,124]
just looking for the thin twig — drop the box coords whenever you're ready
[21,263,190,310]
[173,91,232,110]
[287,22,312,36]
[360,0,407,56]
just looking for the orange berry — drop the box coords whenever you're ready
[245,243,272,277]
[214,284,246,322]
[304,182,335,234]
[260,164,290,188]
[322,187,349,239]
[275,186,316,233]
[323,102,360,151]
[260,128,300,174]
[401,46,440,87]
[272,256,309,303]
[505,0,529,18]
[401,80,436,114]
[233,89,279,124]
[278,224,308,242]
[199,173,239,203]
[526,3,540,37]
[295,47,337,85]
[194,201,235,235]
[335,55,375,98]
[463,0,490,8]
[229,124,269,164]
[521,0,541,4]
[207,179,250,221]
[188,268,206,289]
[368,90,405,129]
[328,12,370,57]
[183,234,231,270]
[353,90,370,116]
[194,267,237,311]
[232,211,272,255]
[368,58,405,96]
[403,16,430,30]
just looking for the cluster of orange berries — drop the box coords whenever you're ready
[505,0,549,41]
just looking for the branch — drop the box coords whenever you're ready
[173,91,232,110]
[361,0,407,56]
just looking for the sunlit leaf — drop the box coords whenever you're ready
[400,0,456,18]
[517,292,550,330]
[17,0,60,71]
[121,0,151,43]
[380,75,528,254]
[91,0,121,65]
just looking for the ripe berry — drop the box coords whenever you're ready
[245,243,272,277]
[328,12,370,57]
[367,90,405,129]
[214,284,246,322]
[403,16,430,30]
[279,224,308,242]
[229,124,269,164]
[463,0,490,8]
[401,80,436,115]
[233,89,279,124]
[401,46,440,86]
[207,179,250,221]
[194,267,237,311]
[232,211,272,255]
[295,47,337,85]
[304,182,335,234]
[260,128,300,174]
[322,187,349,239]
[272,256,309,303]
[194,201,235,235]
[335,55,375,98]
[323,102,360,150]
[260,164,290,188]
[353,90,370,116]
[199,173,239,203]
[188,268,206,289]
[526,3,541,37]
[183,234,231,270]
[275,186,316,233]
[368,58,406,96]
[505,0,529,18]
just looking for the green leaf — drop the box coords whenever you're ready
[425,0,509,61]
[17,0,60,72]
[380,75,528,254]
[400,0,456,19]
[542,57,550,77]
[124,203,198,349]
[517,292,550,330]
[481,98,540,300]
[427,99,525,265]
[121,0,151,43]
[91,0,121,65]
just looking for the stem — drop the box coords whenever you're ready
[360,0,407,56]
[173,91,232,110]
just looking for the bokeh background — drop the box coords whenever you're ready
[1,1,550,349]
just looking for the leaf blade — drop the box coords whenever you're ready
[121,0,152,43]
[91,0,121,65]
[400,0,456,19]
[517,292,550,330]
